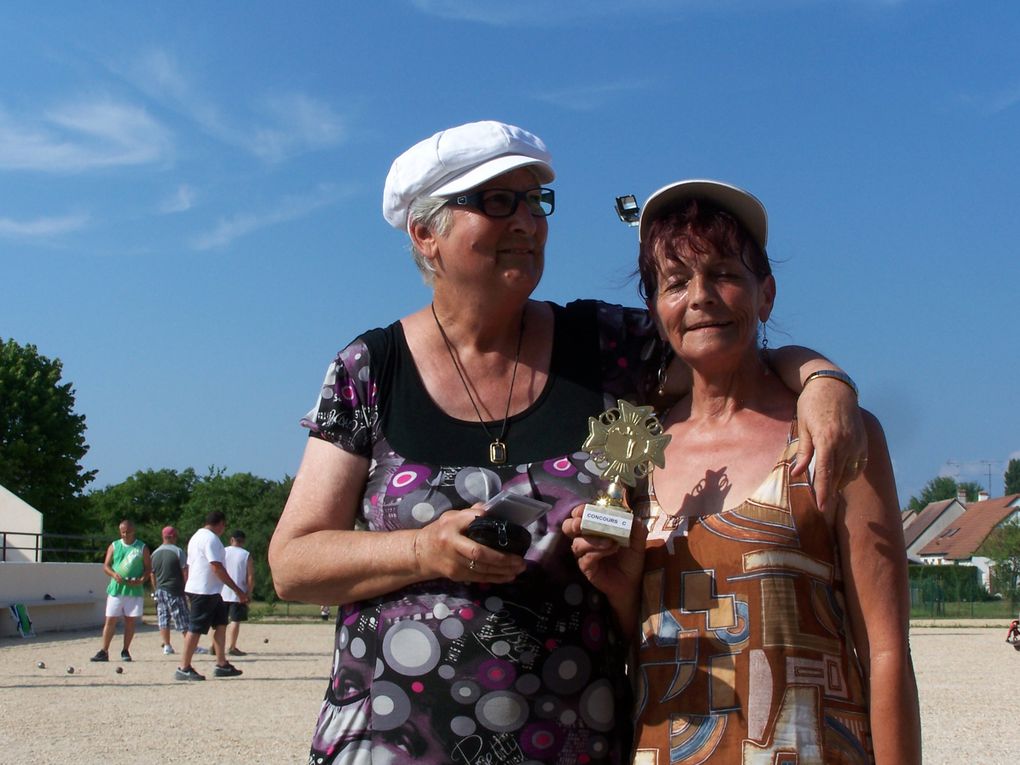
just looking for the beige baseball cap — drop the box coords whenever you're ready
[638,179,768,250]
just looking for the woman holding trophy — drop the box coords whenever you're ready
[568,180,920,763]
[269,122,865,764]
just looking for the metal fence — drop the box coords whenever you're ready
[1,530,108,563]
[908,565,1016,619]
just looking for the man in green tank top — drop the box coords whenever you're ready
[91,519,151,662]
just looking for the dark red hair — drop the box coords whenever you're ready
[638,199,772,302]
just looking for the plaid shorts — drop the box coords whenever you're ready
[155,590,189,632]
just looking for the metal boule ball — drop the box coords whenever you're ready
[37,661,46,669]
[116,666,124,674]
[66,666,75,674]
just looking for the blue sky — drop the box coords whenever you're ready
[2,1,1017,507]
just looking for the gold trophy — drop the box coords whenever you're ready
[580,399,671,544]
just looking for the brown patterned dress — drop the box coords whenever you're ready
[631,427,874,764]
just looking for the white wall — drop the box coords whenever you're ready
[0,484,44,562]
[0,562,107,636]
[905,500,966,560]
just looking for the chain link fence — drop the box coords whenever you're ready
[909,564,1015,619]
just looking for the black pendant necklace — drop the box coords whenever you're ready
[431,303,525,465]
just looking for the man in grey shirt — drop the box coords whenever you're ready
[150,526,192,655]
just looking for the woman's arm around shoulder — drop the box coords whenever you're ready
[769,346,868,513]
[836,411,921,765]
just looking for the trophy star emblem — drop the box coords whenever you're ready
[582,399,671,487]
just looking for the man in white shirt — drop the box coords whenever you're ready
[175,511,250,682]
[222,529,255,656]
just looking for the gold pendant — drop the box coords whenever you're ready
[489,440,507,465]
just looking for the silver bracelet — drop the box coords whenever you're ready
[803,369,858,398]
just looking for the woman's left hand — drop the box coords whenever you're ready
[562,506,646,606]
[792,377,867,512]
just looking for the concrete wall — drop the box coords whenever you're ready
[0,484,45,562]
[0,562,107,637]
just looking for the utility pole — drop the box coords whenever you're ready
[979,460,1004,496]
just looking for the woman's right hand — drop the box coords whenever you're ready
[413,505,527,584]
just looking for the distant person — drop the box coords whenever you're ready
[1006,618,1020,643]
[319,605,330,621]
[175,511,249,681]
[91,519,151,662]
[149,526,190,655]
[222,529,254,656]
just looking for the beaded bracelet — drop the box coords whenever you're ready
[803,369,858,398]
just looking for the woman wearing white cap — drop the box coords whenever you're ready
[567,181,920,763]
[269,122,865,764]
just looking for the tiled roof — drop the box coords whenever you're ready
[903,499,956,548]
[917,494,1020,560]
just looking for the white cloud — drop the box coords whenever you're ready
[532,81,649,112]
[407,0,667,25]
[987,82,1020,115]
[408,0,542,25]
[129,49,231,137]
[159,184,196,214]
[410,0,907,25]
[955,80,1020,117]
[123,49,345,162]
[250,94,346,162]
[936,461,957,479]
[190,185,343,250]
[0,99,172,173]
[0,212,90,238]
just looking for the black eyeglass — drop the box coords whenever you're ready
[446,187,555,218]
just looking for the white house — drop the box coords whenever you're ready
[0,483,44,562]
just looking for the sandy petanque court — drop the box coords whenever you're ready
[1,619,1018,763]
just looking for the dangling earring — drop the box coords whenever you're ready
[760,321,769,351]
[656,345,674,396]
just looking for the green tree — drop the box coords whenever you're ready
[0,338,96,533]
[86,467,199,544]
[907,476,983,511]
[1005,459,1020,496]
[979,522,1020,597]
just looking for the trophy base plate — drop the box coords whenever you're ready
[579,504,633,544]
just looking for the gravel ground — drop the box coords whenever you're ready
[0,621,332,764]
[1,620,1017,763]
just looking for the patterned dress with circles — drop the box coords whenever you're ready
[304,301,659,765]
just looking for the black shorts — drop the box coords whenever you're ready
[227,602,249,623]
[187,593,228,635]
